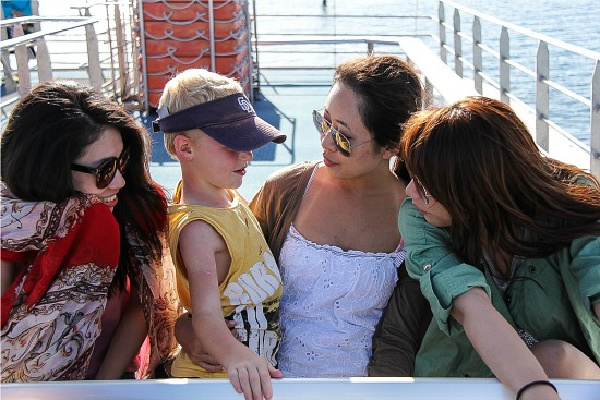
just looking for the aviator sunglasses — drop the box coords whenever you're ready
[312,110,373,157]
[71,147,130,189]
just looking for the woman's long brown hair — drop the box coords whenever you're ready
[400,97,600,272]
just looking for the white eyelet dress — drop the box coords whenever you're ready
[277,225,404,377]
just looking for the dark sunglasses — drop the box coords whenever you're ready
[312,110,372,157]
[71,147,130,189]
[412,176,433,205]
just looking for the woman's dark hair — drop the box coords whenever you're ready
[400,96,600,272]
[1,81,167,291]
[334,55,423,153]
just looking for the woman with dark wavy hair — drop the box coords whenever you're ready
[1,81,179,381]
[397,96,600,399]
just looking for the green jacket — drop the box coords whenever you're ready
[399,198,600,377]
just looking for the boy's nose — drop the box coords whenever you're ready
[240,150,253,161]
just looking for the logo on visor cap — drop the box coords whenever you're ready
[238,96,253,113]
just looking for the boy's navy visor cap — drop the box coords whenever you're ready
[153,93,286,151]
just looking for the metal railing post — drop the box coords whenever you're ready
[31,0,52,83]
[243,0,254,101]
[83,7,103,91]
[536,41,550,152]
[104,4,117,98]
[499,27,510,104]
[1,7,16,94]
[13,23,31,95]
[438,1,446,63]
[591,60,600,177]
[35,37,52,82]
[208,0,216,72]
[137,0,149,111]
[453,8,463,77]
[127,1,141,105]
[251,0,260,98]
[115,4,128,99]
[472,16,482,93]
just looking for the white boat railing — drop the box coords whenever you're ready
[0,0,143,121]
[1,377,599,400]
[435,0,600,176]
[1,16,101,93]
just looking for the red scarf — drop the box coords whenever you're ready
[1,203,119,327]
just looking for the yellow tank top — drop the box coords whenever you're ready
[168,183,282,378]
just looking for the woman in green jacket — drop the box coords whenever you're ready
[397,97,600,400]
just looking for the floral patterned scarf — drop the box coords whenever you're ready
[1,183,180,381]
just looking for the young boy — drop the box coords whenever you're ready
[154,69,286,400]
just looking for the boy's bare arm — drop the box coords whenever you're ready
[179,220,280,400]
[175,312,238,371]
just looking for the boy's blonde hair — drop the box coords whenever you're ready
[158,69,243,158]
